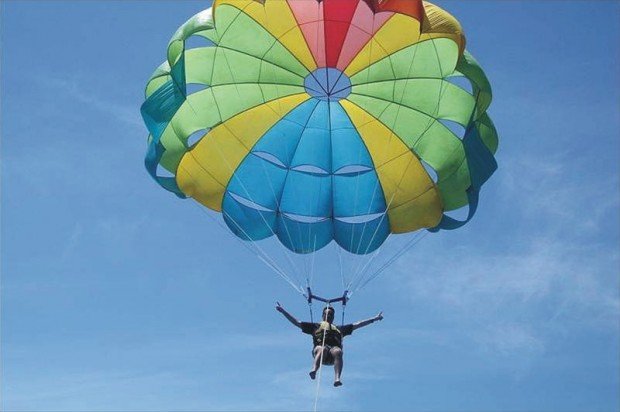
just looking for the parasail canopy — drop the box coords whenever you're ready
[141,0,498,257]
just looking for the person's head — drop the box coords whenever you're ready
[322,306,335,323]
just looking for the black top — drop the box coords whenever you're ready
[300,321,354,348]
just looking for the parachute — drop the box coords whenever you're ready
[141,0,498,301]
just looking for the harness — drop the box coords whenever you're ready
[313,321,343,348]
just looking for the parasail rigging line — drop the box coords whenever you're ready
[206,118,312,289]
[345,35,445,295]
[308,236,318,289]
[347,39,456,292]
[253,141,310,285]
[221,208,305,295]
[170,24,453,304]
[348,229,424,294]
[160,52,309,293]
[345,193,398,290]
[179,162,306,296]
[179,51,322,291]
[337,243,346,292]
[344,39,423,279]
[353,230,429,295]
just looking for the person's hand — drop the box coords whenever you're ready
[276,301,285,313]
[375,311,383,321]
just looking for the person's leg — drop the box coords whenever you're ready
[330,347,343,386]
[309,346,326,379]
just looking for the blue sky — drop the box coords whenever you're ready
[1,1,619,411]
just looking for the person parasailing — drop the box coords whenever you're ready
[276,302,383,387]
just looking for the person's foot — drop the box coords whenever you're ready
[309,370,317,380]
[334,380,342,387]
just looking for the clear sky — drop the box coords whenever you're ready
[1,1,619,411]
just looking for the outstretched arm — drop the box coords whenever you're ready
[352,311,383,331]
[275,301,302,328]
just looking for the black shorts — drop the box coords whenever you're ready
[312,345,338,365]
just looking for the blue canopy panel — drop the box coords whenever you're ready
[252,99,320,166]
[277,214,334,254]
[222,191,277,241]
[221,98,390,255]
[280,171,332,217]
[226,154,288,210]
[289,128,332,172]
[334,213,390,255]
[330,102,388,254]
